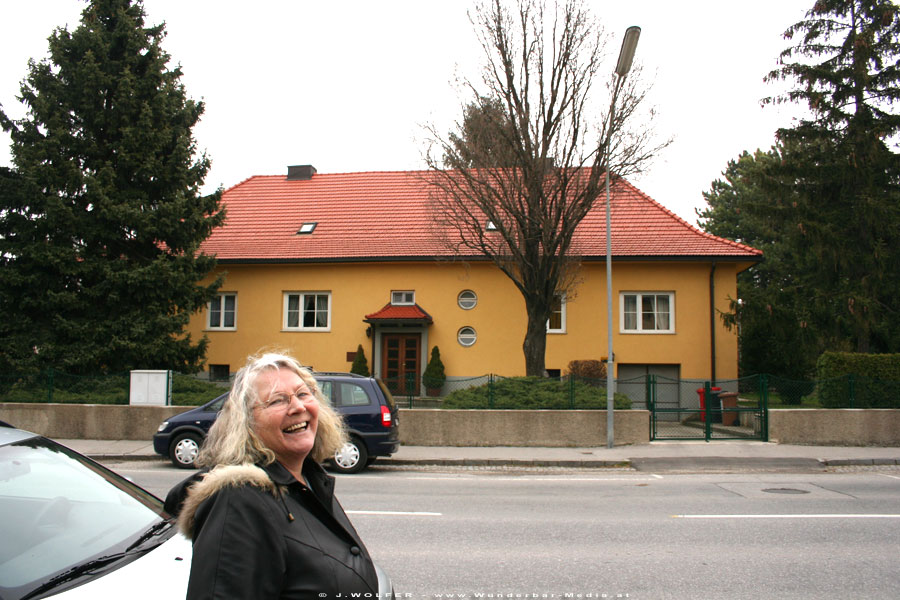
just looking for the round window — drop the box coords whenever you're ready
[457,326,477,347]
[457,290,477,310]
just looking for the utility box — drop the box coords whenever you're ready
[129,370,172,406]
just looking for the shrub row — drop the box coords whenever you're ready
[817,352,900,409]
[0,372,225,406]
[441,376,632,410]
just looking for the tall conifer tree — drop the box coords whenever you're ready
[763,0,900,353]
[0,0,224,374]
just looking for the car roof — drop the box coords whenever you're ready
[312,372,370,379]
[0,424,39,446]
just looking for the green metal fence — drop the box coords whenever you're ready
[3,369,899,413]
[645,375,769,441]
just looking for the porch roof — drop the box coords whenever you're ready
[364,303,434,325]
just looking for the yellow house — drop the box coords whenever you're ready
[187,165,761,394]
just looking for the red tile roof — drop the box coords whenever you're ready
[364,303,434,323]
[201,170,761,262]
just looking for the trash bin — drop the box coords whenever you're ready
[697,386,722,423]
[718,392,739,426]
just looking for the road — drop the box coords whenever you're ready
[111,461,900,600]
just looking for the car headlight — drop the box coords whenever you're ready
[157,421,170,433]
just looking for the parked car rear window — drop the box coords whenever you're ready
[338,383,372,407]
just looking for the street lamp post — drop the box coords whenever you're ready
[606,26,640,449]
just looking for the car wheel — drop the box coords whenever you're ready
[331,438,368,474]
[170,432,202,469]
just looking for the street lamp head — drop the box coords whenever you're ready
[614,26,641,77]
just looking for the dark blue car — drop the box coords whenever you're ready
[153,372,399,474]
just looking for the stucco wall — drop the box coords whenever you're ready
[188,259,742,381]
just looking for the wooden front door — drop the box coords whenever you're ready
[382,333,421,396]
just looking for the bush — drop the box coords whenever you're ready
[0,372,224,405]
[422,346,446,392]
[567,360,607,380]
[350,345,370,377]
[441,376,631,410]
[817,352,900,408]
[172,374,228,406]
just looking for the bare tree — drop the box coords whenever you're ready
[425,0,667,376]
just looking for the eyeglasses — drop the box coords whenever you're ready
[256,387,317,412]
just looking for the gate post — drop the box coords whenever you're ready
[488,373,495,408]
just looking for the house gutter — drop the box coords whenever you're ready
[709,261,717,384]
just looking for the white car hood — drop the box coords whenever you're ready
[48,533,192,599]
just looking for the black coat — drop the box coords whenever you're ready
[173,459,378,599]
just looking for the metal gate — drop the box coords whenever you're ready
[642,375,768,441]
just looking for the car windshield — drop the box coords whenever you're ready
[0,437,169,599]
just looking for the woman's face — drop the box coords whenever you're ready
[251,367,319,470]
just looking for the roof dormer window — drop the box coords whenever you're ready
[297,222,317,234]
[391,290,415,305]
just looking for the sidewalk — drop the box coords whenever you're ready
[58,438,900,469]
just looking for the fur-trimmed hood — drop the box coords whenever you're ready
[177,464,281,539]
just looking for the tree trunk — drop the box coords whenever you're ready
[523,309,549,377]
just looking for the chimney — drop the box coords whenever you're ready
[287,165,317,180]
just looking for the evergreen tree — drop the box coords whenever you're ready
[0,0,224,375]
[350,345,370,377]
[699,147,821,377]
[763,0,900,353]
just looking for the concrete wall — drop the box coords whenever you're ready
[3,404,899,447]
[0,403,649,446]
[0,403,192,441]
[398,409,649,447]
[768,409,900,447]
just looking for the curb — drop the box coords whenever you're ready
[822,458,900,466]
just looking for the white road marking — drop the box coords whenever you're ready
[347,510,442,516]
[672,514,900,519]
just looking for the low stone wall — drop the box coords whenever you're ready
[768,409,900,446]
[397,409,650,447]
[0,403,192,440]
[3,403,899,447]
[1,403,649,446]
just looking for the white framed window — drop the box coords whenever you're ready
[621,292,674,333]
[208,293,236,330]
[457,290,477,310]
[547,293,566,333]
[284,292,331,331]
[391,290,415,305]
[457,326,477,347]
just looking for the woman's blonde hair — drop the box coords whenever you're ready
[197,351,347,468]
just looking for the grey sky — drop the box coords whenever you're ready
[1,0,812,223]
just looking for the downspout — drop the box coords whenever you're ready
[709,261,717,385]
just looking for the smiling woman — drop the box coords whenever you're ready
[165,352,383,600]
